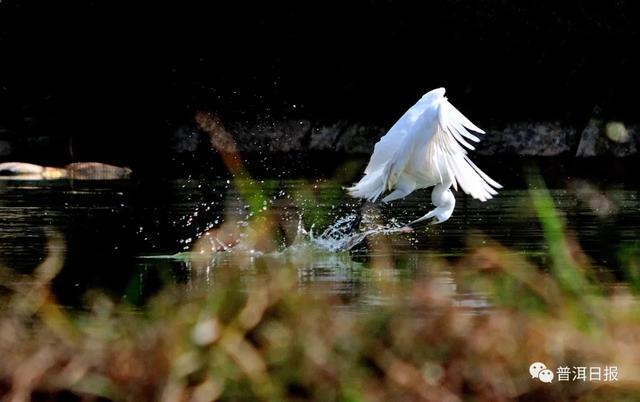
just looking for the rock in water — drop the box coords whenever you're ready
[0,162,67,180]
[42,167,68,179]
[605,121,630,143]
[576,119,638,157]
[0,162,45,175]
[476,122,575,156]
[65,162,132,180]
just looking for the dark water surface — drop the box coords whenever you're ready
[1,172,637,307]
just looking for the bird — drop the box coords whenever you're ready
[347,87,501,226]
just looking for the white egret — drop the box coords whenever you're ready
[347,87,501,225]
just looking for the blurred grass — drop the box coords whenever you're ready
[527,171,592,296]
[619,241,640,294]
[2,169,640,402]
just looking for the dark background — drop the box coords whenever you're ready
[1,0,639,168]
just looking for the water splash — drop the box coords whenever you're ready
[309,214,412,252]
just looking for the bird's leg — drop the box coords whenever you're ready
[406,182,456,226]
[347,198,366,233]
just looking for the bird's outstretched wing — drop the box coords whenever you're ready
[426,97,502,201]
[348,88,501,202]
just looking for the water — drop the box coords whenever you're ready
[1,175,638,306]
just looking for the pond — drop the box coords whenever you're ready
[1,161,637,308]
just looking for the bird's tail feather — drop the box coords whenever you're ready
[346,167,388,202]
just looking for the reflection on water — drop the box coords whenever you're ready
[0,177,637,306]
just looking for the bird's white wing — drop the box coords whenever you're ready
[348,97,435,201]
[363,98,432,175]
[362,127,406,176]
[424,98,502,201]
